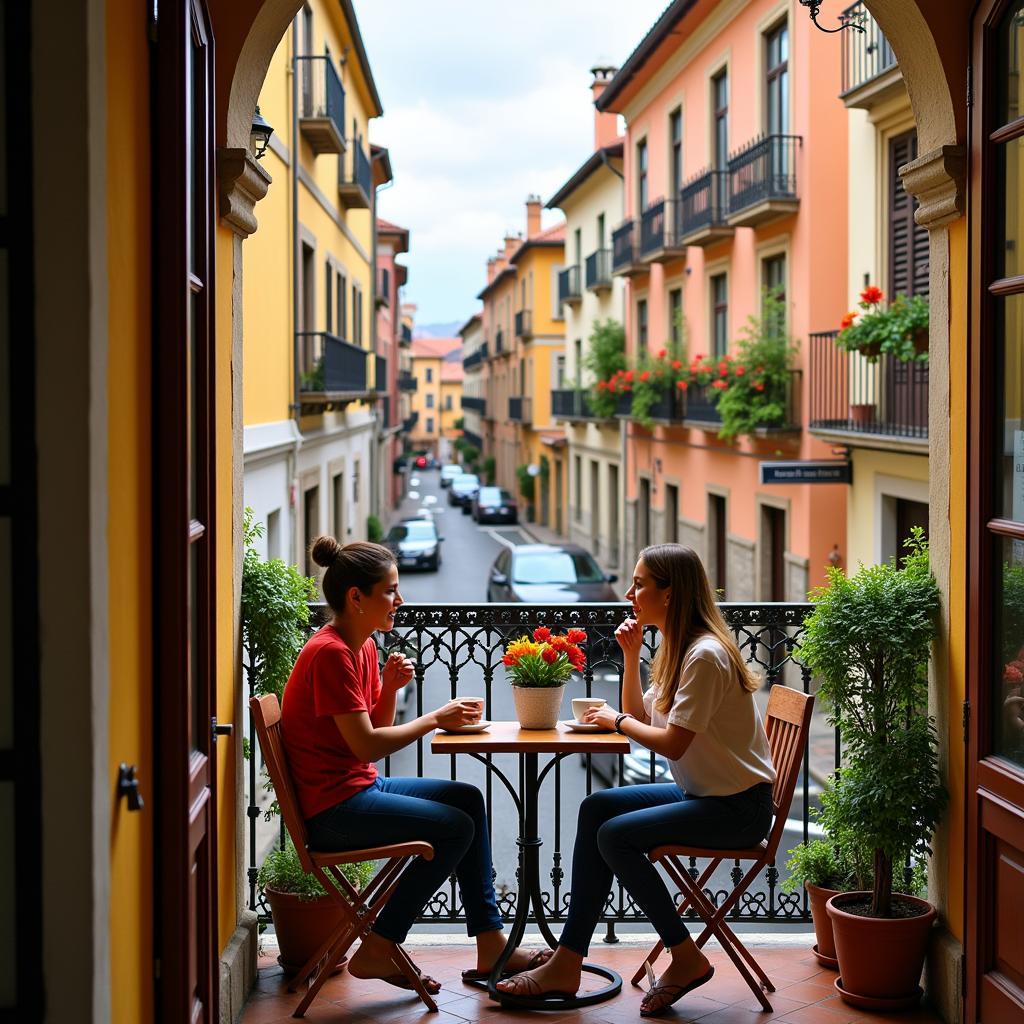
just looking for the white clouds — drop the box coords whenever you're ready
[357,0,668,323]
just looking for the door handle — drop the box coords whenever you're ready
[211,718,234,743]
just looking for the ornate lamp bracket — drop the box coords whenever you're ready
[798,0,866,34]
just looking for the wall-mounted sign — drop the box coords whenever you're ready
[759,460,852,485]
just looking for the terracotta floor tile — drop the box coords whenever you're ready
[772,1001,864,1024]
[728,992,811,1018]
[773,978,840,1003]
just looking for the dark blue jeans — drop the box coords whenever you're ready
[306,776,502,944]
[559,782,774,956]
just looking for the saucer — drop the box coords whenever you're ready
[439,720,491,734]
[561,719,610,733]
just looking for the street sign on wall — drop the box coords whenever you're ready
[758,460,852,485]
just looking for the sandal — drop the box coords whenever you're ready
[379,970,442,995]
[461,948,554,982]
[639,966,715,1017]
[493,973,578,1001]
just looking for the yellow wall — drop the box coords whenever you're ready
[411,356,442,440]
[440,380,463,437]
[106,3,153,1020]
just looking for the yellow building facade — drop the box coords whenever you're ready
[408,337,463,456]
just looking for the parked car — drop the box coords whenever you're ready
[414,454,428,469]
[448,473,480,508]
[440,463,462,487]
[472,486,518,524]
[486,544,618,603]
[383,518,443,571]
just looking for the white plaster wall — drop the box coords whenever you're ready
[847,107,879,305]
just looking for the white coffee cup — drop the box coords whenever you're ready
[572,697,606,723]
[462,697,485,721]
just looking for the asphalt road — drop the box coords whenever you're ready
[378,468,819,926]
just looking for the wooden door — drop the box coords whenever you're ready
[967,4,1024,1021]
[154,1,218,1020]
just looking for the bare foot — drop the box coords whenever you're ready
[348,936,441,994]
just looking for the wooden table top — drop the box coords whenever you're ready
[430,720,631,755]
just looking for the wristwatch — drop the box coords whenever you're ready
[614,713,633,734]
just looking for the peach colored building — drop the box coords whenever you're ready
[598,0,849,600]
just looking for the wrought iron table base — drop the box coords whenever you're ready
[467,751,623,1010]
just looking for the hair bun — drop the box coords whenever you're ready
[311,535,343,568]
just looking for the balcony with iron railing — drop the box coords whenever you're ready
[401,410,418,433]
[515,308,533,340]
[727,135,801,228]
[639,198,686,264]
[399,323,413,347]
[551,387,614,422]
[808,330,928,445]
[462,350,483,372]
[296,331,369,410]
[296,55,346,155]
[558,265,582,306]
[679,170,734,247]
[373,354,387,391]
[611,220,644,276]
[461,428,483,450]
[494,328,507,356]
[840,2,899,107]
[338,138,373,209]
[461,395,486,415]
[247,601,839,936]
[585,248,613,292]
[398,369,417,392]
[508,395,532,423]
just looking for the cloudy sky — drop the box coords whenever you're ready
[357,0,669,329]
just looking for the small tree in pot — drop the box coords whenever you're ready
[798,529,946,1009]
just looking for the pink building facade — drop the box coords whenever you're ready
[599,0,850,600]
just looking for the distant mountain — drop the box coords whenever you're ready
[414,321,463,339]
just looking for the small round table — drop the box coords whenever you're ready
[431,720,630,1011]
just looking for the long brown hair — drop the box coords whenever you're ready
[641,543,758,714]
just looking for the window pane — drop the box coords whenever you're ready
[997,2,1024,128]
[997,136,1023,280]
[993,537,1024,767]
[996,293,1024,521]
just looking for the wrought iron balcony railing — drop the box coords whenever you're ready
[374,354,387,391]
[461,395,486,415]
[339,139,373,209]
[679,170,733,245]
[558,265,582,305]
[727,135,801,226]
[515,309,533,340]
[401,410,418,432]
[296,331,368,405]
[551,388,601,420]
[398,369,417,392]
[611,220,643,275]
[508,395,531,423]
[585,248,613,291]
[400,323,413,346]
[246,601,830,932]
[296,55,346,155]
[808,330,928,442]
[461,428,483,450]
[639,198,685,262]
[840,2,898,102]
[462,350,483,372]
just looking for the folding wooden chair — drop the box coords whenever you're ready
[250,694,438,1016]
[630,685,815,1012]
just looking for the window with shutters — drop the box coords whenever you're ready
[888,130,929,299]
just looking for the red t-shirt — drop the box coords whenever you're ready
[280,626,382,820]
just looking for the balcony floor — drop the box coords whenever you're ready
[243,939,943,1023]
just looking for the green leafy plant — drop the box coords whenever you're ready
[453,416,465,431]
[797,529,946,917]
[482,455,496,485]
[782,839,857,894]
[299,360,325,392]
[628,348,676,428]
[713,290,798,442]
[836,286,929,363]
[241,508,317,703]
[366,515,383,543]
[258,834,373,900]
[583,319,627,419]
[516,464,535,503]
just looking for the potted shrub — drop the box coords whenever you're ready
[837,286,930,363]
[503,627,587,728]
[798,529,947,1010]
[584,318,627,420]
[516,464,536,521]
[258,835,374,974]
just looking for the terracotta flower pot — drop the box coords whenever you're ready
[512,684,566,729]
[859,340,882,359]
[826,891,936,1010]
[264,885,348,976]
[805,881,841,969]
[849,403,876,426]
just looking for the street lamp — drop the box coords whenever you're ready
[251,105,273,160]
[798,0,865,34]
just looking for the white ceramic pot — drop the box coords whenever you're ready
[511,684,566,729]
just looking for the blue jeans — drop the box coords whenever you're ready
[306,776,503,944]
[559,782,774,956]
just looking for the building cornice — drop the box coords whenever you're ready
[900,145,967,229]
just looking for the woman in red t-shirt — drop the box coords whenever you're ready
[281,535,548,995]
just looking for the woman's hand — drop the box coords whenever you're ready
[382,652,414,691]
[432,699,483,731]
[584,704,621,731]
[614,618,643,659]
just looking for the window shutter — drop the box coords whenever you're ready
[551,264,564,321]
[889,131,929,299]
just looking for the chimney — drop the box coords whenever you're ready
[590,65,620,151]
[486,257,498,284]
[503,233,520,259]
[525,195,543,239]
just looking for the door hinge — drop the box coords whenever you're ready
[962,699,971,745]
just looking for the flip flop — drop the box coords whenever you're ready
[379,970,442,995]
[461,948,554,982]
[493,973,578,1001]
[639,965,715,1017]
